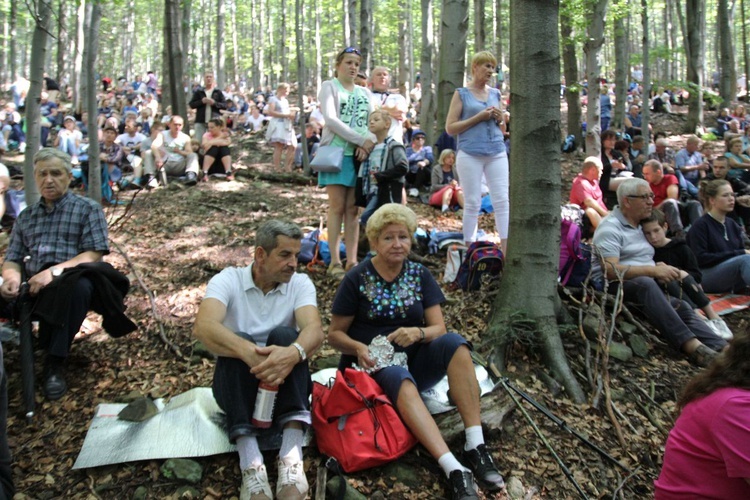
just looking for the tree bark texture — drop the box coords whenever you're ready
[182,0,193,80]
[56,0,68,83]
[398,0,411,97]
[166,0,188,126]
[437,0,468,133]
[613,14,628,131]
[84,1,102,203]
[72,0,84,111]
[296,0,310,174]
[560,10,582,148]
[718,0,737,107]
[23,0,53,206]
[217,0,226,88]
[641,0,650,139]
[474,0,486,51]
[280,0,288,82]
[686,0,705,133]
[9,0,16,81]
[420,0,436,144]
[583,0,609,158]
[347,0,357,48]
[359,0,372,72]
[494,0,584,404]
[743,0,749,89]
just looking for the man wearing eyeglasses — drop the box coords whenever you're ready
[642,159,703,238]
[593,177,727,367]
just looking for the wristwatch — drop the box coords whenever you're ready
[291,342,307,362]
[50,266,63,278]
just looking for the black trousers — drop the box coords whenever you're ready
[0,345,14,499]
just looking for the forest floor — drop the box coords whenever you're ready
[2,103,747,500]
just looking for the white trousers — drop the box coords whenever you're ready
[456,150,509,242]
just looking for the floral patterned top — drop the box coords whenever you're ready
[332,258,445,368]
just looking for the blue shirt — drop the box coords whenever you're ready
[5,192,109,275]
[674,149,705,182]
[456,87,506,156]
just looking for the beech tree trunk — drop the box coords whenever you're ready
[217,0,226,88]
[359,0,372,72]
[560,10,582,148]
[474,0,486,50]
[437,0,468,133]
[56,0,67,84]
[182,0,193,79]
[166,0,188,125]
[718,0,737,107]
[613,14,628,130]
[494,0,503,73]
[641,0,650,138]
[743,0,749,90]
[296,0,310,174]
[72,0,85,112]
[398,0,412,97]
[686,0,704,133]
[347,0,357,47]
[492,0,585,404]
[9,0,16,80]
[583,0,609,157]
[420,0,436,143]
[314,0,322,89]
[84,1,102,203]
[23,0,53,206]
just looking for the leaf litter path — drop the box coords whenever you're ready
[3,129,745,499]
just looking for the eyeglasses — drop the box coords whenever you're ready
[627,193,655,200]
[342,47,361,56]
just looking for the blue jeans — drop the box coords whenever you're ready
[212,327,311,442]
[57,135,79,157]
[700,254,750,293]
[360,193,379,226]
[0,345,14,499]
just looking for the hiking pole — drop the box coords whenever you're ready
[495,376,589,500]
[499,377,631,474]
[18,256,34,420]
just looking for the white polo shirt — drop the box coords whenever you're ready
[204,264,317,346]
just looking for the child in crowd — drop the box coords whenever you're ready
[641,208,733,340]
[359,109,407,225]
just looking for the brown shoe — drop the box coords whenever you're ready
[688,344,718,368]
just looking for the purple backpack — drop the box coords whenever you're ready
[453,241,504,291]
[559,217,583,286]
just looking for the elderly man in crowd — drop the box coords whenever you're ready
[194,220,324,500]
[593,178,727,367]
[569,156,609,228]
[0,149,135,400]
[369,67,408,144]
[642,159,702,237]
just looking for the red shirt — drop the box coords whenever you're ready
[569,174,606,210]
[650,174,679,207]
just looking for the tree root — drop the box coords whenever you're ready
[110,239,185,359]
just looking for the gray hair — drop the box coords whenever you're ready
[616,178,650,206]
[33,148,72,172]
[643,159,663,174]
[255,220,303,252]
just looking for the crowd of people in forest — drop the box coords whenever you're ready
[0,46,749,500]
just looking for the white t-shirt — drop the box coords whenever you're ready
[159,130,191,162]
[116,132,147,149]
[370,91,407,143]
[245,114,268,131]
[204,264,317,346]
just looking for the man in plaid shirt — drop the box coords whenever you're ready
[0,148,109,400]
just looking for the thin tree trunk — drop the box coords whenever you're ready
[217,0,226,88]
[280,0,288,82]
[494,0,503,72]
[84,1,102,203]
[583,0,609,157]
[743,0,749,90]
[641,0,650,139]
[347,0,357,47]
[230,0,239,85]
[474,0,486,50]
[561,10,582,147]
[56,0,67,84]
[166,0,188,125]
[182,0,192,82]
[72,0,85,112]
[718,0,737,107]
[613,12,628,130]
[493,0,585,404]
[9,0,16,80]
[359,0,372,72]
[1,9,7,84]
[686,0,705,133]
[23,0,53,206]
[343,0,350,46]
[668,0,678,80]
[420,0,436,143]
[437,0,468,133]
[314,0,322,89]
[296,0,310,174]
[398,0,411,97]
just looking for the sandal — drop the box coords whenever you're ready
[688,344,718,368]
[327,263,346,280]
[345,261,358,271]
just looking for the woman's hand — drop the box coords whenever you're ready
[612,160,625,171]
[355,342,375,369]
[355,147,370,162]
[387,327,421,348]
[362,139,375,153]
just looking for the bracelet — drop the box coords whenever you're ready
[418,327,425,342]
[291,342,307,362]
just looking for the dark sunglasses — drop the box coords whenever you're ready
[341,47,361,56]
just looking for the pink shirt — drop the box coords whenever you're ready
[654,387,750,499]
[569,174,606,210]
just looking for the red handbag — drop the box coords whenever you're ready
[312,368,418,473]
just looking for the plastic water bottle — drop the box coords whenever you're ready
[251,382,278,428]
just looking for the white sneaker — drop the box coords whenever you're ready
[240,464,273,500]
[276,457,308,500]
[706,318,733,340]
[18,142,26,153]
[408,188,419,197]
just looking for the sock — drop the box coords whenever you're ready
[279,427,304,462]
[464,425,485,451]
[236,436,263,470]
[442,204,449,213]
[438,452,467,478]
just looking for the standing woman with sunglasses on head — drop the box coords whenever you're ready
[318,47,375,280]
[446,51,509,254]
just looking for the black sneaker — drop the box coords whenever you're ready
[448,470,479,500]
[43,360,68,401]
[182,172,198,186]
[463,444,505,491]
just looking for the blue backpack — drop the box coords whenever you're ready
[561,134,576,153]
[452,241,504,291]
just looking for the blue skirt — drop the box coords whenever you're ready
[319,155,357,188]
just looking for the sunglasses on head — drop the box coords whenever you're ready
[342,47,361,56]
